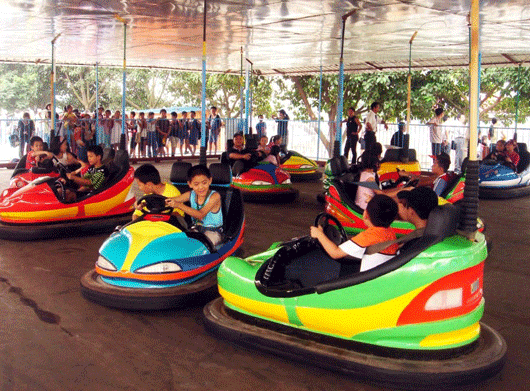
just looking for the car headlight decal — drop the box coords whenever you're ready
[96,255,117,271]
[424,288,463,311]
[135,262,182,274]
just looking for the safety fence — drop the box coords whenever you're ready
[2,117,528,172]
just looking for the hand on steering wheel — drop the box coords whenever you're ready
[136,194,174,215]
[313,212,348,245]
[54,179,67,202]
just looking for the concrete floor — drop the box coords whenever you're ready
[0,160,528,391]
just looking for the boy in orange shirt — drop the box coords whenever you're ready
[311,194,399,272]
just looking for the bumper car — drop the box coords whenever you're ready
[81,162,245,310]
[279,150,322,182]
[232,161,299,203]
[0,150,135,241]
[323,156,473,235]
[479,143,530,199]
[222,135,299,203]
[319,149,420,202]
[204,208,506,389]
[9,154,82,189]
[378,148,421,182]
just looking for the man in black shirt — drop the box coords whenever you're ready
[343,107,362,164]
[227,132,255,175]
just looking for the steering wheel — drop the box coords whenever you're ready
[314,212,348,245]
[136,194,174,215]
[52,157,69,178]
[402,177,419,188]
[54,179,67,202]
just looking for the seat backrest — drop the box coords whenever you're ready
[102,147,115,166]
[113,150,129,171]
[245,134,259,150]
[382,148,400,162]
[517,143,530,173]
[423,204,460,240]
[11,155,28,177]
[407,148,416,161]
[209,163,232,185]
[339,156,349,172]
[170,162,193,184]
[329,157,344,177]
[103,150,130,188]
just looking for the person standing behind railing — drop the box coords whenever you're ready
[111,110,122,151]
[273,109,289,148]
[255,114,267,139]
[179,111,190,156]
[427,107,445,156]
[343,107,362,164]
[128,111,138,158]
[364,102,387,154]
[208,106,222,155]
[102,109,113,148]
[146,112,157,158]
[169,111,180,158]
[137,112,147,158]
[62,105,77,153]
[451,114,468,174]
[17,112,35,158]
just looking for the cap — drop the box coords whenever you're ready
[397,186,438,220]
[429,152,451,171]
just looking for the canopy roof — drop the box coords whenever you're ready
[1,0,530,75]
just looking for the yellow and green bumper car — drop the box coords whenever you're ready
[204,207,505,389]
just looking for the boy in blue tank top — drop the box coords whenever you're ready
[166,165,223,246]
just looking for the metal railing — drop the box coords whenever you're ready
[1,117,528,172]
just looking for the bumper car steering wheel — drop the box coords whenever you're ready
[314,212,348,245]
[137,194,174,216]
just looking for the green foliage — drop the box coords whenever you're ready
[0,64,54,112]
[1,63,529,129]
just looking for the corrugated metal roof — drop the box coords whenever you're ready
[0,1,529,74]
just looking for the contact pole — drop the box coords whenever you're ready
[244,61,250,135]
[406,31,418,135]
[515,64,521,140]
[96,62,99,142]
[460,0,480,236]
[334,9,356,158]
[114,14,127,150]
[51,33,61,140]
[317,64,323,161]
[240,47,244,125]
[248,60,254,131]
[199,0,208,165]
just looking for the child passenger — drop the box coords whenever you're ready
[310,194,399,272]
[25,136,52,169]
[257,135,276,164]
[132,164,184,222]
[61,145,107,202]
[166,165,224,247]
[268,135,283,166]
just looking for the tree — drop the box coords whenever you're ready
[58,66,121,112]
[125,69,174,110]
[167,72,275,119]
[0,64,57,113]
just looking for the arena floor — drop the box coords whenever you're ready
[0,159,528,391]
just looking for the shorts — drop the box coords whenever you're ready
[209,132,218,143]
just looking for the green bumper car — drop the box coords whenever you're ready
[204,207,506,389]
